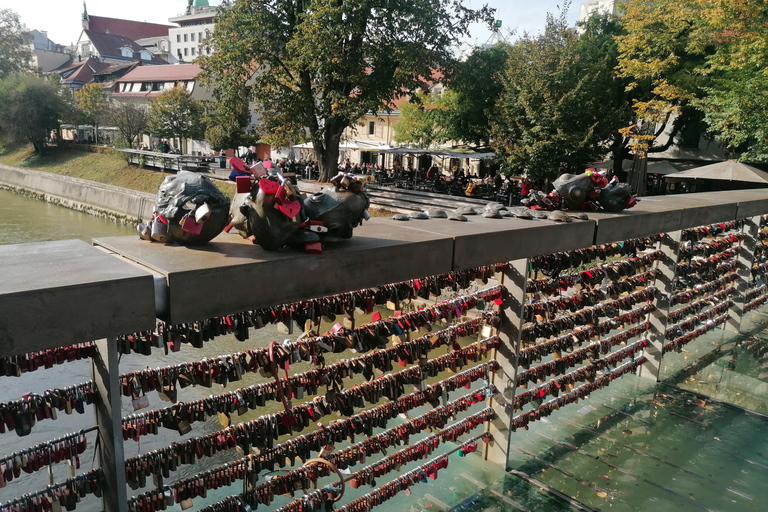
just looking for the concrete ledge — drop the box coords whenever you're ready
[0,240,156,356]
[588,190,768,243]
[94,219,456,324]
[0,163,155,223]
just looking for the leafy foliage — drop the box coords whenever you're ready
[199,0,494,181]
[108,100,148,148]
[444,43,508,146]
[202,90,252,150]
[0,9,31,79]
[147,87,204,152]
[615,0,708,162]
[74,83,109,143]
[393,90,455,148]
[491,7,633,182]
[695,1,768,162]
[0,74,68,154]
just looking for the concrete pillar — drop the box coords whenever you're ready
[638,230,681,381]
[484,259,528,469]
[93,338,128,512]
[727,215,760,333]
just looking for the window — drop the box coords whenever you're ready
[191,47,196,55]
[176,34,181,43]
[207,48,211,55]
[190,33,195,41]
[140,50,151,61]
[368,121,376,135]
[184,48,188,56]
[177,50,182,59]
[183,34,188,42]
[120,47,133,58]
[198,32,203,41]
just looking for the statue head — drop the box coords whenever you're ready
[237,177,319,251]
[553,173,597,211]
[598,182,636,212]
[152,171,230,245]
[303,187,371,242]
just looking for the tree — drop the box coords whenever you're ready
[202,90,252,150]
[394,90,455,148]
[491,6,633,183]
[444,43,508,146]
[0,74,68,154]
[695,1,768,162]
[615,0,711,193]
[147,86,204,153]
[199,0,494,181]
[74,83,109,144]
[108,100,148,148]
[0,9,31,79]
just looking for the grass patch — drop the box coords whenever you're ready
[0,142,235,196]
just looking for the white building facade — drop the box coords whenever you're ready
[168,1,218,62]
[579,0,618,23]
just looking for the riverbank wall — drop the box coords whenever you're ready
[0,163,155,224]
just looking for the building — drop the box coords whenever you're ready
[74,3,172,66]
[55,57,111,94]
[579,0,618,22]
[27,29,71,73]
[75,30,168,66]
[135,36,177,64]
[112,63,209,102]
[112,64,211,152]
[81,3,174,41]
[168,0,219,62]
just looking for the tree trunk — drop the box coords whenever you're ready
[628,154,648,197]
[315,128,343,183]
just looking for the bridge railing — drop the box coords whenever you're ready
[1,189,767,512]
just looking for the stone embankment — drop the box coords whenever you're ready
[0,163,155,224]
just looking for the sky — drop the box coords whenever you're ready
[8,0,581,49]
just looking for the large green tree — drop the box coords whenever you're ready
[0,9,31,79]
[199,0,493,181]
[615,0,712,192]
[0,74,68,154]
[148,86,204,153]
[394,90,455,148]
[694,1,768,162]
[443,43,508,146]
[491,8,633,182]
[202,89,252,151]
[74,83,109,144]
[108,100,148,148]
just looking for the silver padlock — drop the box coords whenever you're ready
[150,219,168,243]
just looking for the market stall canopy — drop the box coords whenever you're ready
[433,149,495,159]
[665,161,768,183]
[381,146,495,159]
[293,141,367,150]
[381,147,431,155]
[646,160,682,175]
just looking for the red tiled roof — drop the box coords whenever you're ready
[88,15,174,41]
[84,30,167,64]
[116,64,202,83]
[57,58,111,84]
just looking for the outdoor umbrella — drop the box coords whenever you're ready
[665,161,768,183]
